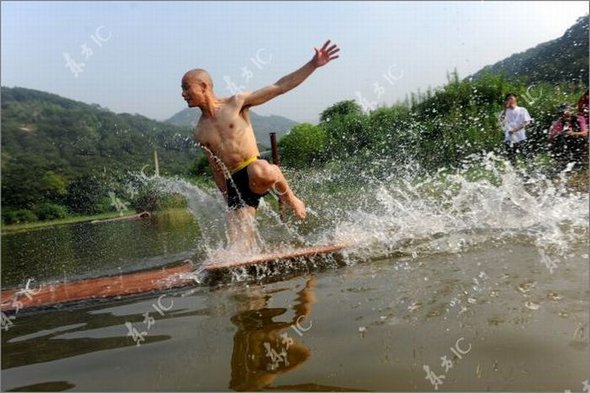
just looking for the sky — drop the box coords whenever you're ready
[2,1,588,123]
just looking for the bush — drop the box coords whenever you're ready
[188,154,212,178]
[128,180,187,212]
[285,74,587,173]
[279,123,327,168]
[33,203,69,221]
[322,112,371,160]
[64,174,109,214]
[160,193,188,209]
[2,209,38,225]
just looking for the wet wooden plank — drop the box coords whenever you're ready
[0,261,194,312]
[0,244,348,311]
[205,243,348,272]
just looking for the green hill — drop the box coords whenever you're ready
[1,86,196,219]
[471,15,589,84]
[166,108,297,148]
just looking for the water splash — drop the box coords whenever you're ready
[128,172,306,262]
[292,153,588,270]
[129,152,587,283]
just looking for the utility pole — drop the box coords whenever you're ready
[270,132,285,221]
[153,148,160,177]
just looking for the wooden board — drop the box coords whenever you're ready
[204,243,348,272]
[0,243,348,312]
[0,261,194,312]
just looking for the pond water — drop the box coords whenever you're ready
[1,241,588,391]
[1,209,200,288]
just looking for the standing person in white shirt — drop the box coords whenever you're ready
[500,93,532,164]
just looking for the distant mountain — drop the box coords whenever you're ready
[1,87,197,177]
[1,86,197,209]
[471,15,589,84]
[166,108,298,148]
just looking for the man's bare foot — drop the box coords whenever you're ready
[288,196,307,219]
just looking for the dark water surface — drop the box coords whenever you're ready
[1,209,200,289]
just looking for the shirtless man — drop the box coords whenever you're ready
[181,40,340,251]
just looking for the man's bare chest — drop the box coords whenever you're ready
[196,111,250,146]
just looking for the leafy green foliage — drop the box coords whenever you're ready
[278,123,327,168]
[126,178,188,212]
[319,100,362,122]
[33,203,70,221]
[1,86,197,222]
[281,73,587,172]
[64,174,110,215]
[188,155,212,179]
[2,209,38,225]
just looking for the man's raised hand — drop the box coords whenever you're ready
[312,40,340,68]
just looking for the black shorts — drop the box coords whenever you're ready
[226,164,268,209]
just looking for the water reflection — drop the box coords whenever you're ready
[228,277,316,391]
[9,381,75,391]
[1,301,171,370]
[227,277,365,392]
[1,209,199,288]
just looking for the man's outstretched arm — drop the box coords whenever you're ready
[243,40,339,108]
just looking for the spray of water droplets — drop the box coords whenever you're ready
[128,152,588,282]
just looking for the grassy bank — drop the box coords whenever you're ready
[1,210,136,235]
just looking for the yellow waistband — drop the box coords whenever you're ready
[230,156,258,175]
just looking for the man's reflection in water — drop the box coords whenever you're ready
[229,277,316,391]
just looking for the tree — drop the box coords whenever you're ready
[40,171,68,203]
[64,174,109,214]
[188,154,212,178]
[279,123,327,168]
[322,112,371,159]
[319,100,362,123]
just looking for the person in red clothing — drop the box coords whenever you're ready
[577,89,589,131]
[548,103,588,168]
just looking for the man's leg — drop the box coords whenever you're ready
[247,160,306,219]
[226,206,259,254]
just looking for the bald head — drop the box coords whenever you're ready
[182,68,213,90]
[181,68,218,109]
